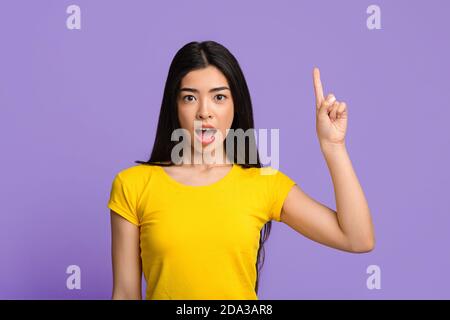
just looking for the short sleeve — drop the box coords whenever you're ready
[107,173,140,226]
[265,167,296,222]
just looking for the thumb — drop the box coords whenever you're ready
[317,94,335,117]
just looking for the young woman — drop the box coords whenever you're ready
[107,41,375,300]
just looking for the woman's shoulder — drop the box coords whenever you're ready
[115,163,160,184]
[237,165,284,178]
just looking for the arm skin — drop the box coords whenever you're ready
[110,210,143,299]
[279,67,375,253]
[280,142,375,253]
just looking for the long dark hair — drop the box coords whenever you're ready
[135,40,272,295]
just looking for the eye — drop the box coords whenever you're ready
[215,94,227,102]
[182,95,196,103]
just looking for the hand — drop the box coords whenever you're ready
[313,67,348,148]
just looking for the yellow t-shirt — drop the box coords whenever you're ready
[107,163,296,300]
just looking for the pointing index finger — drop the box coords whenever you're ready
[313,67,324,108]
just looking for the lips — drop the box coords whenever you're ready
[194,126,217,145]
[195,127,217,135]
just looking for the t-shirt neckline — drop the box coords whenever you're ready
[157,163,237,189]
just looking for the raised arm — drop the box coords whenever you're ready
[110,210,142,299]
[279,67,375,253]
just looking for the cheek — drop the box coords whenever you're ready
[177,106,195,130]
[223,104,234,127]
[217,104,234,137]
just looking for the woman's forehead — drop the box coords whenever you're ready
[180,66,229,89]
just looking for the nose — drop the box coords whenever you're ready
[196,100,213,120]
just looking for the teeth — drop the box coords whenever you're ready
[196,128,216,138]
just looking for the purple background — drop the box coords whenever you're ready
[1,0,449,299]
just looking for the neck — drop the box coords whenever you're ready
[180,146,232,168]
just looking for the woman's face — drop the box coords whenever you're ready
[177,65,234,160]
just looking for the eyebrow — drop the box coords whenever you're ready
[179,86,230,94]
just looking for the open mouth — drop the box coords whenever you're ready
[195,128,217,144]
